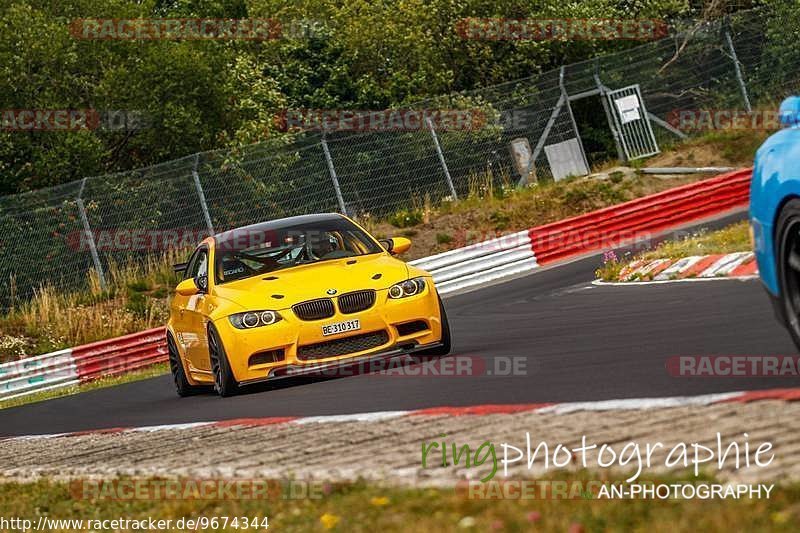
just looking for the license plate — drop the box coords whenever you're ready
[322,319,361,336]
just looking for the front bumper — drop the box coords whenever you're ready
[213,283,443,384]
[751,216,779,296]
[241,340,444,385]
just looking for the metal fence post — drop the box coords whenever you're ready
[76,178,107,291]
[594,63,627,163]
[521,93,565,186]
[560,66,590,173]
[321,136,348,215]
[723,17,752,113]
[425,116,458,200]
[192,154,214,235]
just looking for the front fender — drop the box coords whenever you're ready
[751,128,800,295]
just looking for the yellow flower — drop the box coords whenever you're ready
[320,513,341,530]
[771,511,789,524]
[370,496,390,506]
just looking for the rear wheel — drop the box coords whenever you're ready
[208,324,241,397]
[776,199,800,350]
[167,332,202,397]
[413,294,451,358]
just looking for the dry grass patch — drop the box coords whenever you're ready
[0,251,184,363]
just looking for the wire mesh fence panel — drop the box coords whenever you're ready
[198,137,340,233]
[0,7,796,309]
[0,180,91,309]
[324,129,454,217]
[81,168,207,271]
[729,11,800,110]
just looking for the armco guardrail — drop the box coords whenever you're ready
[530,169,752,265]
[0,349,79,402]
[409,229,539,294]
[0,169,752,401]
[0,328,167,402]
[71,328,168,381]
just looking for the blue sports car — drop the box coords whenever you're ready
[751,96,800,348]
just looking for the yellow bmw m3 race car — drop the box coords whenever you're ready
[167,213,451,397]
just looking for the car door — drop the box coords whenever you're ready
[174,246,212,373]
[171,247,200,363]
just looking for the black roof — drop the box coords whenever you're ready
[213,213,346,243]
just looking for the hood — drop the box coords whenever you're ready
[212,253,410,311]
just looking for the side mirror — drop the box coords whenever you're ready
[176,278,199,296]
[382,236,411,255]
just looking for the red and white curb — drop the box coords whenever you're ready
[5,388,799,442]
[601,252,758,285]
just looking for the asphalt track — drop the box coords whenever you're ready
[2,212,798,437]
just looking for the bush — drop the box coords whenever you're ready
[489,211,511,231]
[127,280,150,293]
[125,292,149,319]
[388,208,424,228]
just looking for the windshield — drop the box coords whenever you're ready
[214,218,383,284]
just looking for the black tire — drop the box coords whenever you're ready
[167,332,202,397]
[413,294,451,358]
[208,324,241,397]
[776,199,800,350]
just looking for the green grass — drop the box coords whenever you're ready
[0,363,169,411]
[0,475,796,532]
[638,221,752,261]
[596,221,752,281]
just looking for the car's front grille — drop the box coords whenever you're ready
[292,298,335,320]
[338,290,376,314]
[297,330,389,361]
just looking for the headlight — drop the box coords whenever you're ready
[229,310,282,329]
[388,277,426,299]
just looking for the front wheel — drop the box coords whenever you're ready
[413,294,451,358]
[167,332,203,397]
[776,199,800,350]
[208,324,241,397]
